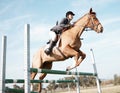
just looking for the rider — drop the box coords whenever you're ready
[44,11,75,55]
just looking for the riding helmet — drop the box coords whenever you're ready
[66,11,75,17]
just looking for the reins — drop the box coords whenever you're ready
[73,13,100,32]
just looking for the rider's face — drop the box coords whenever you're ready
[67,14,73,20]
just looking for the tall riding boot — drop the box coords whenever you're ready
[44,40,57,55]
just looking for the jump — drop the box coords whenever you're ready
[31,8,103,92]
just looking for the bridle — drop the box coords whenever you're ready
[74,13,101,32]
[73,13,102,34]
[86,14,101,32]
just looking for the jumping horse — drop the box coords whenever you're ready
[31,8,103,92]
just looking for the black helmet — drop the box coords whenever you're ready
[66,11,75,17]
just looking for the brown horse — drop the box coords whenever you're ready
[31,8,103,92]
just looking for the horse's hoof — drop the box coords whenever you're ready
[66,66,71,71]
[66,68,69,71]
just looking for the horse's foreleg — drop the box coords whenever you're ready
[76,50,86,66]
[30,72,37,91]
[63,45,80,71]
[67,50,86,70]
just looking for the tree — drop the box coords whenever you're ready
[114,74,120,85]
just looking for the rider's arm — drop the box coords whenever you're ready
[59,18,70,28]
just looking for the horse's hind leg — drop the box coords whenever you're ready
[38,73,47,93]
[38,62,53,93]
[30,72,37,91]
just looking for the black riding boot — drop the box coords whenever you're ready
[44,40,57,55]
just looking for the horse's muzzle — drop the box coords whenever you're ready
[100,27,103,33]
[97,24,103,33]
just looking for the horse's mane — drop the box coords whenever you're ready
[74,14,88,24]
[74,12,96,25]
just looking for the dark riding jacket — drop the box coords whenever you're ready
[50,18,71,34]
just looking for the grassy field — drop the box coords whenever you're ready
[55,85,120,93]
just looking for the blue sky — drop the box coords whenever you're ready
[0,0,120,86]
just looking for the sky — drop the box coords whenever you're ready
[0,0,120,87]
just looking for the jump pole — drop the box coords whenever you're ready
[90,48,102,93]
[0,36,7,93]
[24,24,30,93]
[75,68,80,93]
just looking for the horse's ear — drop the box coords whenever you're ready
[89,8,93,13]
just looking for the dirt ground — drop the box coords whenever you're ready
[54,85,120,93]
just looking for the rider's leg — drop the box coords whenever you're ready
[44,31,58,55]
[49,31,58,41]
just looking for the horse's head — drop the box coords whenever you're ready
[86,8,103,33]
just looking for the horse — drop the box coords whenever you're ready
[30,8,103,92]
